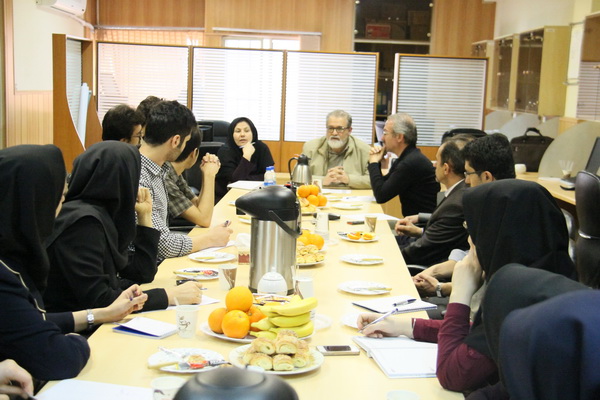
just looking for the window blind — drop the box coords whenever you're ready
[576,61,600,120]
[97,43,189,121]
[284,51,377,143]
[394,55,487,146]
[66,38,82,129]
[191,47,284,141]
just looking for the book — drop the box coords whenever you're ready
[352,295,437,314]
[112,317,177,339]
[353,336,437,378]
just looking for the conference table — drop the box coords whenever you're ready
[40,184,461,399]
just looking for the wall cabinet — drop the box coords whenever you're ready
[472,40,494,109]
[490,35,518,111]
[578,14,600,120]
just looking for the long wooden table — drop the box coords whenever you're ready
[40,187,461,399]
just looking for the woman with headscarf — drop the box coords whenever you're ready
[45,141,203,314]
[215,117,274,202]
[0,145,145,382]
[358,179,575,394]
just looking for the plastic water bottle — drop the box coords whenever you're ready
[263,166,276,186]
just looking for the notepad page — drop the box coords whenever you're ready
[352,295,437,314]
[37,379,151,399]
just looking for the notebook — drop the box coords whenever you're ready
[353,336,437,378]
[352,295,437,314]
[112,317,178,339]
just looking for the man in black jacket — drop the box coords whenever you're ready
[367,113,439,217]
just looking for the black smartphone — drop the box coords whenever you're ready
[347,221,365,225]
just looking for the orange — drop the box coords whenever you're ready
[297,185,310,198]
[308,233,325,250]
[247,305,266,331]
[225,286,254,312]
[307,195,319,206]
[221,310,250,339]
[301,229,310,236]
[362,232,375,241]
[317,194,327,207]
[208,307,228,334]
[347,231,362,240]
[298,236,310,246]
[308,184,320,196]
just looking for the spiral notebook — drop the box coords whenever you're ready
[352,295,436,314]
[112,317,177,339]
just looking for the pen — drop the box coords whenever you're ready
[223,220,231,227]
[393,298,416,307]
[358,308,398,334]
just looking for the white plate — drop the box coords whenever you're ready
[338,232,378,243]
[200,322,254,343]
[229,345,324,375]
[147,348,225,374]
[238,215,251,224]
[332,203,363,210]
[340,312,361,329]
[297,260,325,267]
[188,252,236,263]
[314,313,332,331]
[174,268,219,280]
[339,254,384,265]
[338,280,391,295]
[342,196,376,203]
[325,195,342,202]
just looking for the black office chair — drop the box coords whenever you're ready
[441,128,487,144]
[197,120,230,144]
[575,171,600,288]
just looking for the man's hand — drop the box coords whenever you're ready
[241,143,255,161]
[369,143,386,164]
[394,215,422,237]
[0,359,33,399]
[323,166,349,185]
[412,271,440,297]
[135,187,153,227]
[200,153,220,177]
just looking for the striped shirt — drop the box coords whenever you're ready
[139,154,192,262]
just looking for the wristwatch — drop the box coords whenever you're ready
[435,283,443,298]
[86,309,95,330]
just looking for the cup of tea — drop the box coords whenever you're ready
[218,264,238,290]
[365,214,378,232]
[176,304,200,338]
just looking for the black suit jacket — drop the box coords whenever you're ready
[401,180,469,266]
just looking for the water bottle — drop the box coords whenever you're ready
[263,166,276,186]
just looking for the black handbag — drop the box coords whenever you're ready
[510,128,553,172]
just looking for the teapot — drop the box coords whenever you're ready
[288,154,312,187]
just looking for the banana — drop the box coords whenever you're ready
[269,297,318,316]
[249,330,277,340]
[269,312,311,327]
[289,295,302,303]
[269,320,314,338]
[251,318,275,331]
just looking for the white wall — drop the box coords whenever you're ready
[13,0,84,91]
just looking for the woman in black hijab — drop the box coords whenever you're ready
[45,141,202,313]
[359,180,575,393]
[0,145,144,382]
[215,117,275,201]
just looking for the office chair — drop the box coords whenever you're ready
[441,128,487,143]
[197,120,230,144]
[575,171,600,288]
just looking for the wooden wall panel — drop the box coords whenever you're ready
[97,0,205,27]
[5,92,53,146]
[430,0,495,57]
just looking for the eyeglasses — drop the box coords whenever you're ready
[327,126,349,133]
[464,170,482,178]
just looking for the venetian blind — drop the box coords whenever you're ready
[66,38,82,129]
[394,55,487,146]
[97,43,189,120]
[576,61,600,120]
[191,48,284,141]
[284,51,377,143]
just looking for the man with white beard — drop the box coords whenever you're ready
[302,110,371,188]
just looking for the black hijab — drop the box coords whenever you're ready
[498,279,598,399]
[47,141,141,269]
[462,179,575,355]
[0,145,65,291]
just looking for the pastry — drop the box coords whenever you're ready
[249,353,273,370]
[251,337,276,354]
[275,336,298,354]
[242,347,257,365]
[292,349,312,368]
[272,354,294,371]
[276,329,298,339]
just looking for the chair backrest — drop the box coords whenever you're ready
[197,120,230,144]
[441,128,487,144]
[575,170,600,288]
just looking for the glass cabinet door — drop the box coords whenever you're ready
[515,30,543,113]
[493,38,513,109]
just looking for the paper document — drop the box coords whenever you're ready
[227,180,265,190]
[112,316,177,339]
[353,336,437,378]
[342,212,399,221]
[37,379,151,399]
[352,295,436,314]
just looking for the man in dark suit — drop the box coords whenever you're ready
[367,113,440,217]
[395,136,471,266]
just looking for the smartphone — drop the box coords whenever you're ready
[316,345,360,356]
[347,221,365,225]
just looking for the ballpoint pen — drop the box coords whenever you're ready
[223,220,231,227]
[393,298,416,307]
[358,308,398,334]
